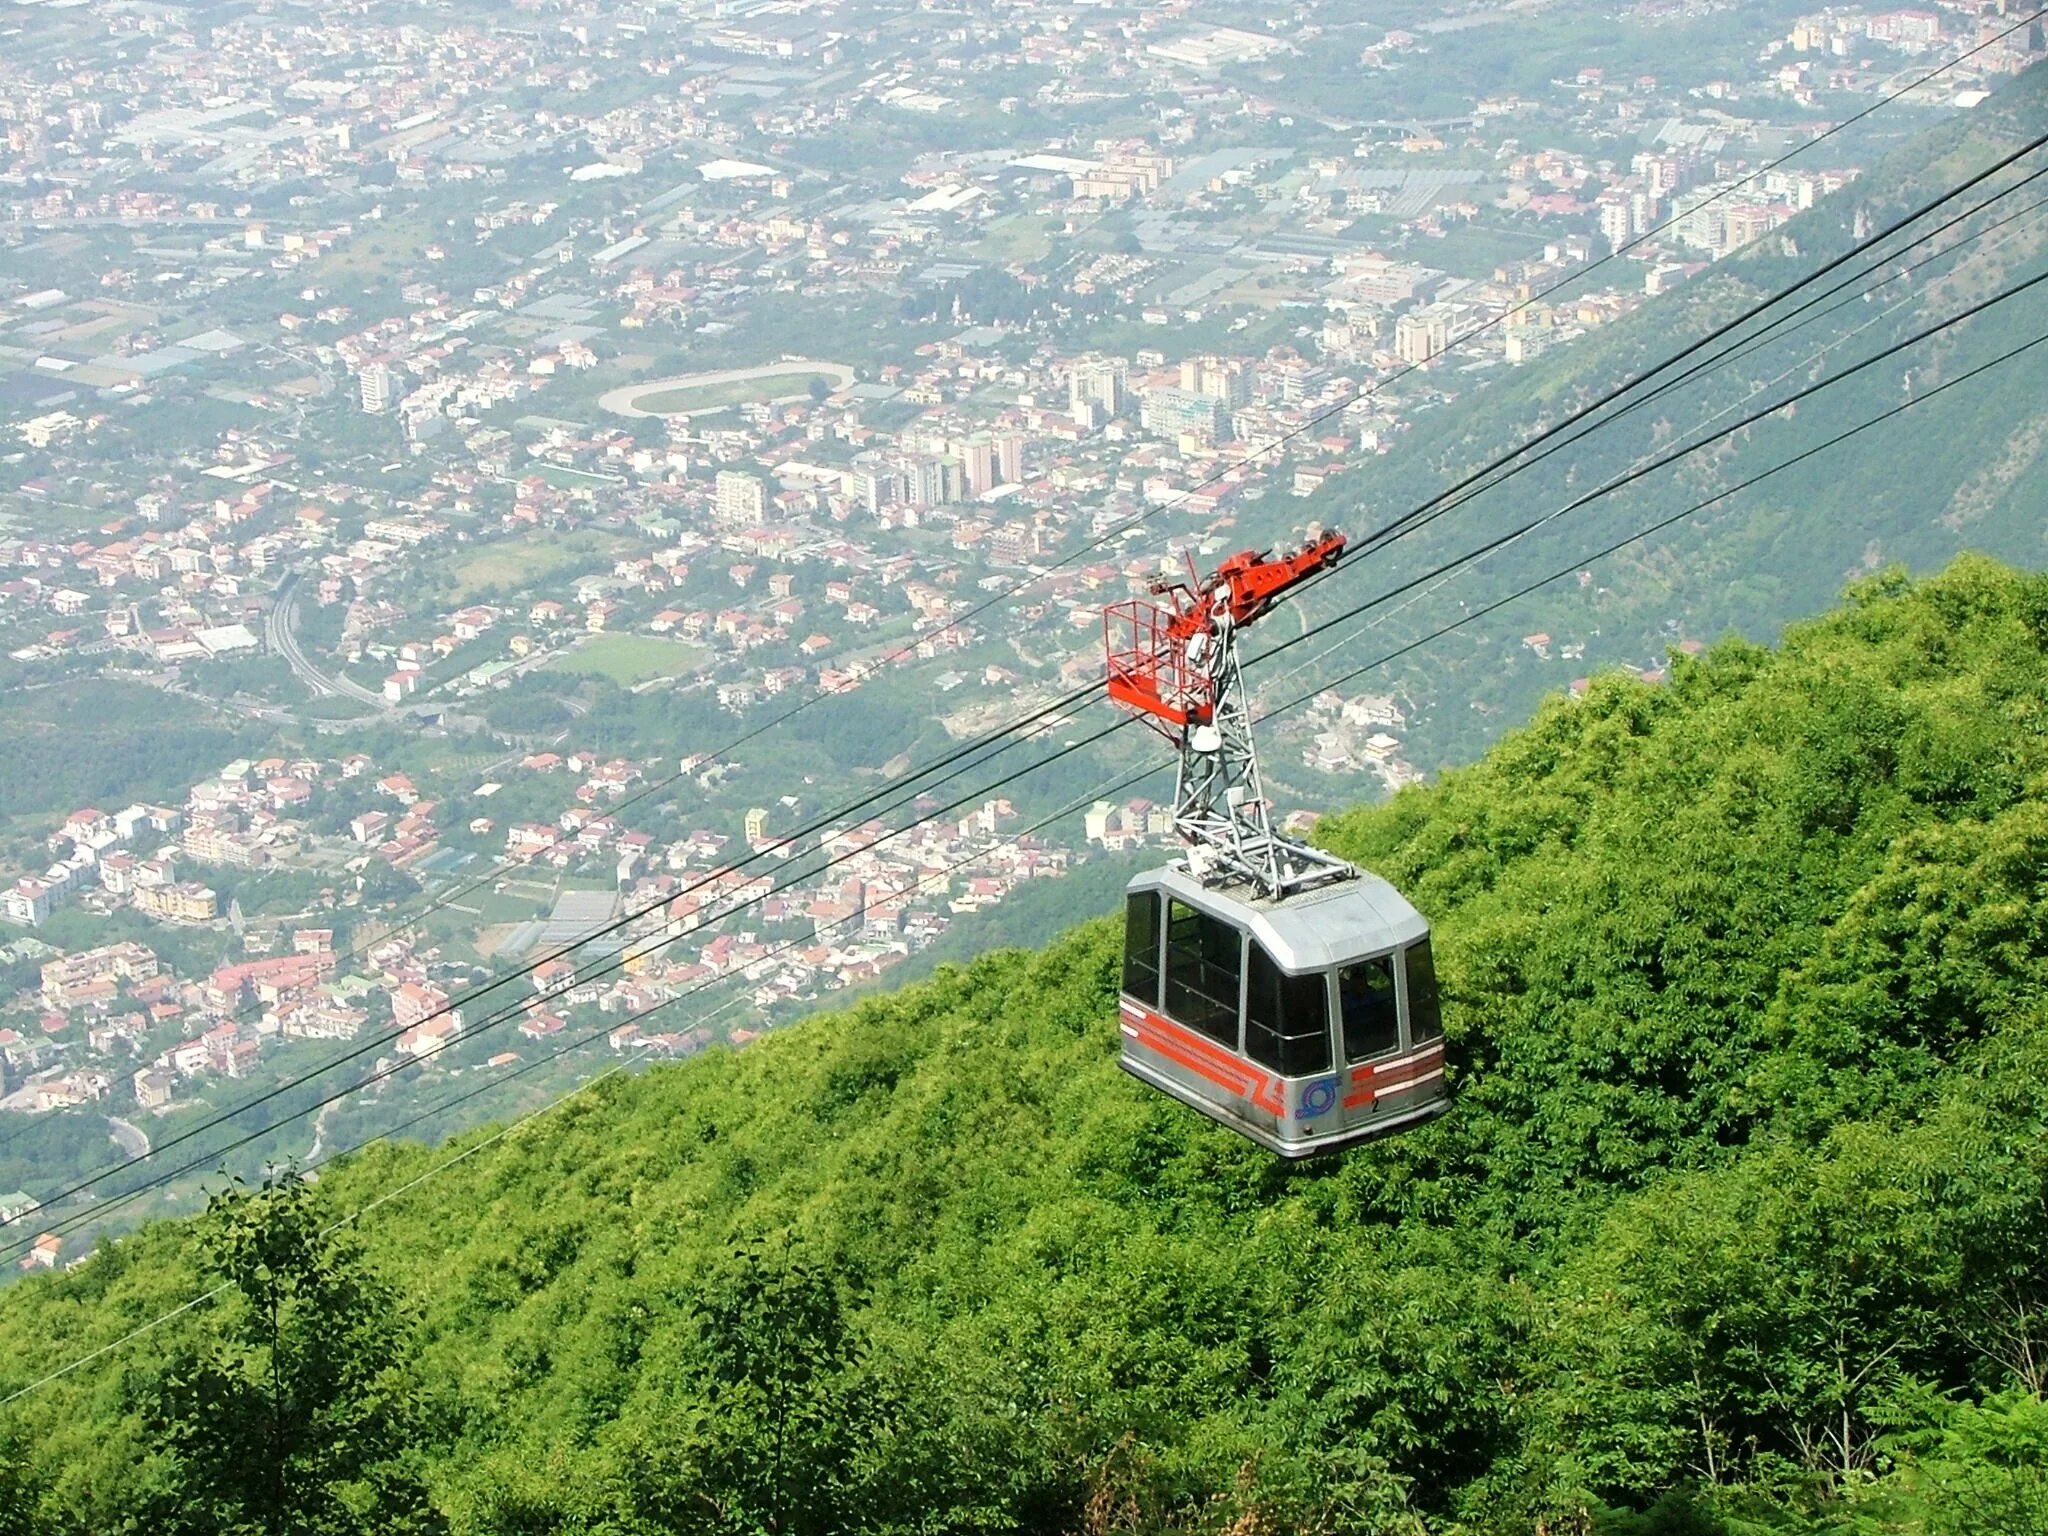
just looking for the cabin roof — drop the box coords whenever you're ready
[1127,863,1428,972]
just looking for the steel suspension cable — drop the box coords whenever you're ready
[14,296,2043,1407]
[25,110,2048,1242]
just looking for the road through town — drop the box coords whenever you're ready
[266,574,385,707]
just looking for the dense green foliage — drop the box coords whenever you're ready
[0,683,261,829]
[4,558,2048,1532]
[1253,0,1820,122]
[139,1173,440,1536]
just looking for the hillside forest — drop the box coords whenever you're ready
[2,556,2047,1533]
[1301,65,2048,774]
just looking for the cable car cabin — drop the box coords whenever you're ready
[1118,866,1448,1157]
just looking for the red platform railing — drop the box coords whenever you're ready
[1105,598,1209,736]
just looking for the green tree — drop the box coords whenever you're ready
[635,1237,890,1535]
[0,1445,36,1536]
[16,556,2048,1532]
[1915,1388,2048,1536]
[141,1168,443,1536]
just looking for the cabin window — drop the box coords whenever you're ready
[1122,892,1161,1005]
[1244,943,1331,1077]
[1404,941,1443,1046]
[1164,899,1241,1047]
[1340,955,1400,1062]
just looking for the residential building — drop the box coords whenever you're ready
[1139,387,1226,443]
[360,363,394,413]
[1068,355,1128,428]
[1394,307,1452,365]
[715,471,767,527]
[133,1069,175,1111]
[135,881,220,923]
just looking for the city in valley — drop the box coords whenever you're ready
[0,0,2034,1263]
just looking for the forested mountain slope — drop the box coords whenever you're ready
[5,558,2048,1534]
[1310,59,2048,772]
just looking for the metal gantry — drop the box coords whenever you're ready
[1105,532,1357,899]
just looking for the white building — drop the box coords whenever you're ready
[360,363,393,414]
[715,470,767,527]
[1393,308,1451,366]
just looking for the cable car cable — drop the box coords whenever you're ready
[1622,167,2048,412]
[47,110,2040,1183]
[0,760,1183,1407]
[8,667,1135,1208]
[0,700,1153,1260]
[1254,323,2048,710]
[1065,130,2048,677]
[1207,7,2048,564]
[1368,155,2048,539]
[27,147,2047,1245]
[19,275,2040,1262]
[3,726,1166,1261]
[1270,247,2048,649]
[1276,186,2048,684]
[1298,134,2048,583]
[0,1061,631,1410]
[18,242,2042,1258]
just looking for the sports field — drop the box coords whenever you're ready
[547,632,708,686]
[598,359,855,418]
[634,372,837,415]
[440,530,633,601]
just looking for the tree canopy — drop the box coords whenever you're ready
[3,557,2048,1533]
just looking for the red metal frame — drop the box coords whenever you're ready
[1102,531,1347,733]
[1105,597,1208,735]
[1210,530,1346,626]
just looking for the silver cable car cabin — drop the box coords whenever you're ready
[1103,533,1449,1156]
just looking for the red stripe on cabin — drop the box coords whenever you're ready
[1121,1001,1282,1113]
[1342,1044,1446,1110]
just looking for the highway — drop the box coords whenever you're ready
[266,573,385,707]
[107,1116,151,1160]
